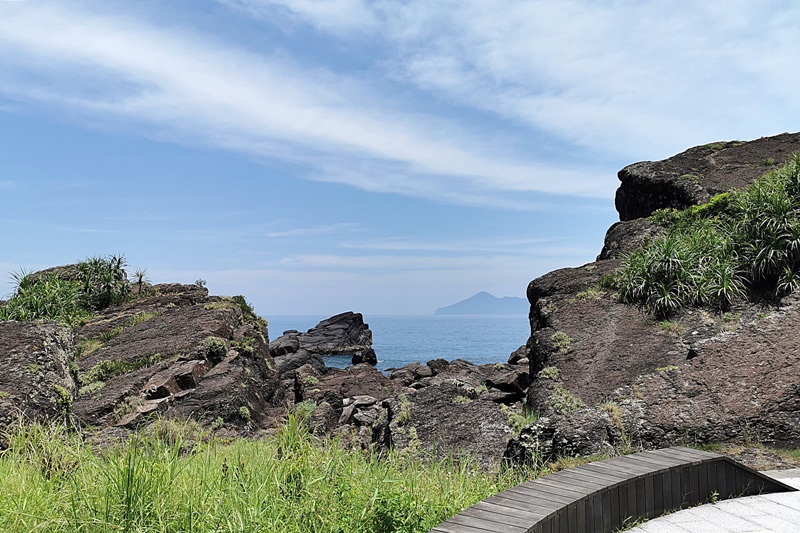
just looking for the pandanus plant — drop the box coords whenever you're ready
[616,152,800,317]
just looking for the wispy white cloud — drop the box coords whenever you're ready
[267,222,361,238]
[0,2,611,207]
[0,180,17,189]
[239,0,800,160]
[279,249,591,270]
[340,236,561,254]
[220,0,378,35]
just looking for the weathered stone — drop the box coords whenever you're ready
[596,219,662,261]
[143,360,208,399]
[389,382,513,471]
[616,133,800,221]
[0,321,77,441]
[508,345,528,365]
[294,312,377,365]
[269,331,300,357]
[427,358,450,375]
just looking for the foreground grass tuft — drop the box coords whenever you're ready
[0,417,532,533]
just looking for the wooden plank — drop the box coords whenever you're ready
[698,460,710,503]
[715,458,729,499]
[646,448,713,465]
[568,464,635,485]
[471,500,547,521]
[635,477,647,518]
[545,471,608,495]
[521,479,588,498]
[429,446,796,533]
[584,493,600,532]
[509,484,582,503]
[501,486,574,507]
[556,507,567,533]
[585,458,652,478]
[618,455,678,473]
[601,487,612,531]
[431,522,497,533]
[670,465,683,510]
[459,507,539,530]
[652,471,665,515]
[680,463,697,507]
[610,485,621,528]
[483,493,558,514]
[576,495,586,532]
[447,513,527,533]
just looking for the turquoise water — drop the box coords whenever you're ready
[266,314,530,372]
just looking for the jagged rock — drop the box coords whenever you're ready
[504,410,619,466]
[143,360,208,399]
[525,261,687,405]
[596,219,662,261]
[519,132,800,459]
[270,312,377,365]
[0,321,77,442]
[615,132,800,221]
[296,364,407,414]
[268,331,300,357]
[389,382,513,471]
[72,291,282,431]
[508,345,528,365]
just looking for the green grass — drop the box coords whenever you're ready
[0,418,532,533]
[618,153,800,317]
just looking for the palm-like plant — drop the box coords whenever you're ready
[618,153,800,317]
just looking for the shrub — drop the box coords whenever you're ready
[0,254,138,327]
[550,383,585,414]
[618,154,800,317]
[550,331,572,355]
[203,336,228,361]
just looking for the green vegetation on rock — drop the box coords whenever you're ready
[0,255,135,327]
[618,154,800,317]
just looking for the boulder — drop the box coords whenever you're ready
[517,131,800,459]
[270,312,377,365]
[615,132,800,221]
[388,382,514,471]
[0,321,77,442]
[72,292,282,431]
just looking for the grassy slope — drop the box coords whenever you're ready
[0,418,531,533]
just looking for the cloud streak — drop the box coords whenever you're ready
[0,2,611,207]
[267,223,361,238]
[239,0,800,160]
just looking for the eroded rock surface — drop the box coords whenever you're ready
[270,312,377,365]
[72,284,283,433]
[513,131,800,466]
[616,133,800,221]
[0,321,77,442]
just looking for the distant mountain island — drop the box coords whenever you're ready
[434,291,528,315]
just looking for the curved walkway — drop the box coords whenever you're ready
[627,469,800,533]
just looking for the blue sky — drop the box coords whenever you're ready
[1,1,799,316]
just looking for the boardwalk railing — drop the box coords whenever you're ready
[430,446,797,533]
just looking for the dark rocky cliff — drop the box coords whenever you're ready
[512,132,800,464]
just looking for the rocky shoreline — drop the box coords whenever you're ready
[3,132,800,471]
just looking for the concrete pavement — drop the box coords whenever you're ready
[626,469,800,533]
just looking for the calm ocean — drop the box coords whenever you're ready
[266,314,531,373]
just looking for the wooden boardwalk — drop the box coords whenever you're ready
[430,446,797,533]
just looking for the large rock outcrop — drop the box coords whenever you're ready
[269,311,377,366]
[516,131,800,464]
[615,133,800,220]
[72,284,284,433]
